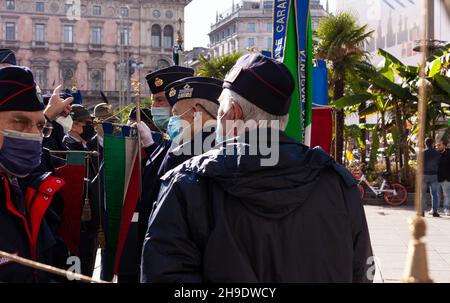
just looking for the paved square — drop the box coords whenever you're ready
[365,205,450,283]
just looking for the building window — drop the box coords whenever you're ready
[231,23,237,34]
[165,10,173,19]
[266,22,272,33]
[64,3,73,13]
[119,28,130,46]
[267,37,273,50]
[153,10,161,18]
[91,27,102,45]
[34,68,47,88]
[263,0,273,9]
[120,7,129,17]
[36,2,44,12]
[93,5,101,16]
[6,0,15,10]
[5,22,16,41]
[248,37,255,48]
[63,25,74,43]
[226,28,230,37]
[151,24,161,48]
[163,25,173,49]
[247,22,256,33]
[90,69,103,91]
[35,24,45,43]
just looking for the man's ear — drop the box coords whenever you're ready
[232,101,243,120]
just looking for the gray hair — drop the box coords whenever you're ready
[218,88,289,130]
[184,98,219,119]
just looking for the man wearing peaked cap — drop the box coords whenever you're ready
[0,66,72,282]
[145,65,194,131]
[137,76,223,282]
[141,53,373,283]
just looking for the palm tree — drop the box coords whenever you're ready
[315,12,374,163]
[197,52,242,80]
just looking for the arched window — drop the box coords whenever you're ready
[151,24,161,48]
[163,25,173,49]
[157,59,170,69]
[90,69,103,91]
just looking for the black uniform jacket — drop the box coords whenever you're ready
[141,128,374,283]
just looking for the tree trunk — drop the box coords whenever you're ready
[395,103,403,182]
[381,113,392,173]
[359,102,367,164]
[334,78,345,164]
[401,103,411,186]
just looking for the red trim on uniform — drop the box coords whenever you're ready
[0,85,34,107]
[2,175,33,248]
[25,176,65,260]
[2,174,65,260]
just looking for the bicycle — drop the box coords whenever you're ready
[354,171,408,206]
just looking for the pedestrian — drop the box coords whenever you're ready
[141,53,374,283]
[0,48,16,67]
[422,137,441,217]
[436,138,450,216]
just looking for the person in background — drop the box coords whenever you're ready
[0,48,16,67]
[436,139,450,216]
[422,137,441,217]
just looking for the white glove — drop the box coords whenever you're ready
[136,121,154,148]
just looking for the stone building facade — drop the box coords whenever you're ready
[0,0,191,108]
[208,0,328,58]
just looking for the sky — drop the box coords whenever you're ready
[184,0,337,50]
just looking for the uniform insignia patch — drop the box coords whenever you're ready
[178,84,193,99]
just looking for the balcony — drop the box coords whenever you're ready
[32,41,49,51]
[88,43,105,54]
[60,42,76,52]
[1,40,19,49]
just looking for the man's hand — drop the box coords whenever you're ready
[43,85,74,121]
[134,121,154,148]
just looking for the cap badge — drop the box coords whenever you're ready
[154,77,164,87]
[169,87,177,98]
[178,84,193,99]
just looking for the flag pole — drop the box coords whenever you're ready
[131,79,143,196]
[402,0,432,283]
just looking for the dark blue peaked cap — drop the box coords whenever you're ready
[223,53,295,115]
[0,48,16,65]
[145,66,194,94]
[164,76,223,107]
[0,66,44,112]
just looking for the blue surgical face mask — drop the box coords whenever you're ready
[167,108,193,140]
[151,107,170,129]
[0,129,43,177]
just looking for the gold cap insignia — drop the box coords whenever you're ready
[155,77,164,87]
[169,87,177,98]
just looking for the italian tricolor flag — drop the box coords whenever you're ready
[102,124,140,281]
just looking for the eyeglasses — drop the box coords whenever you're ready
[9,118,53,138]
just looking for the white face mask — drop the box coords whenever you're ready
[56,115,74,134]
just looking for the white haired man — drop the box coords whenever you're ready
[141,54,373,283]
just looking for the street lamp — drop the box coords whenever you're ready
[173,18,184,66]
[126,58,144,105]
